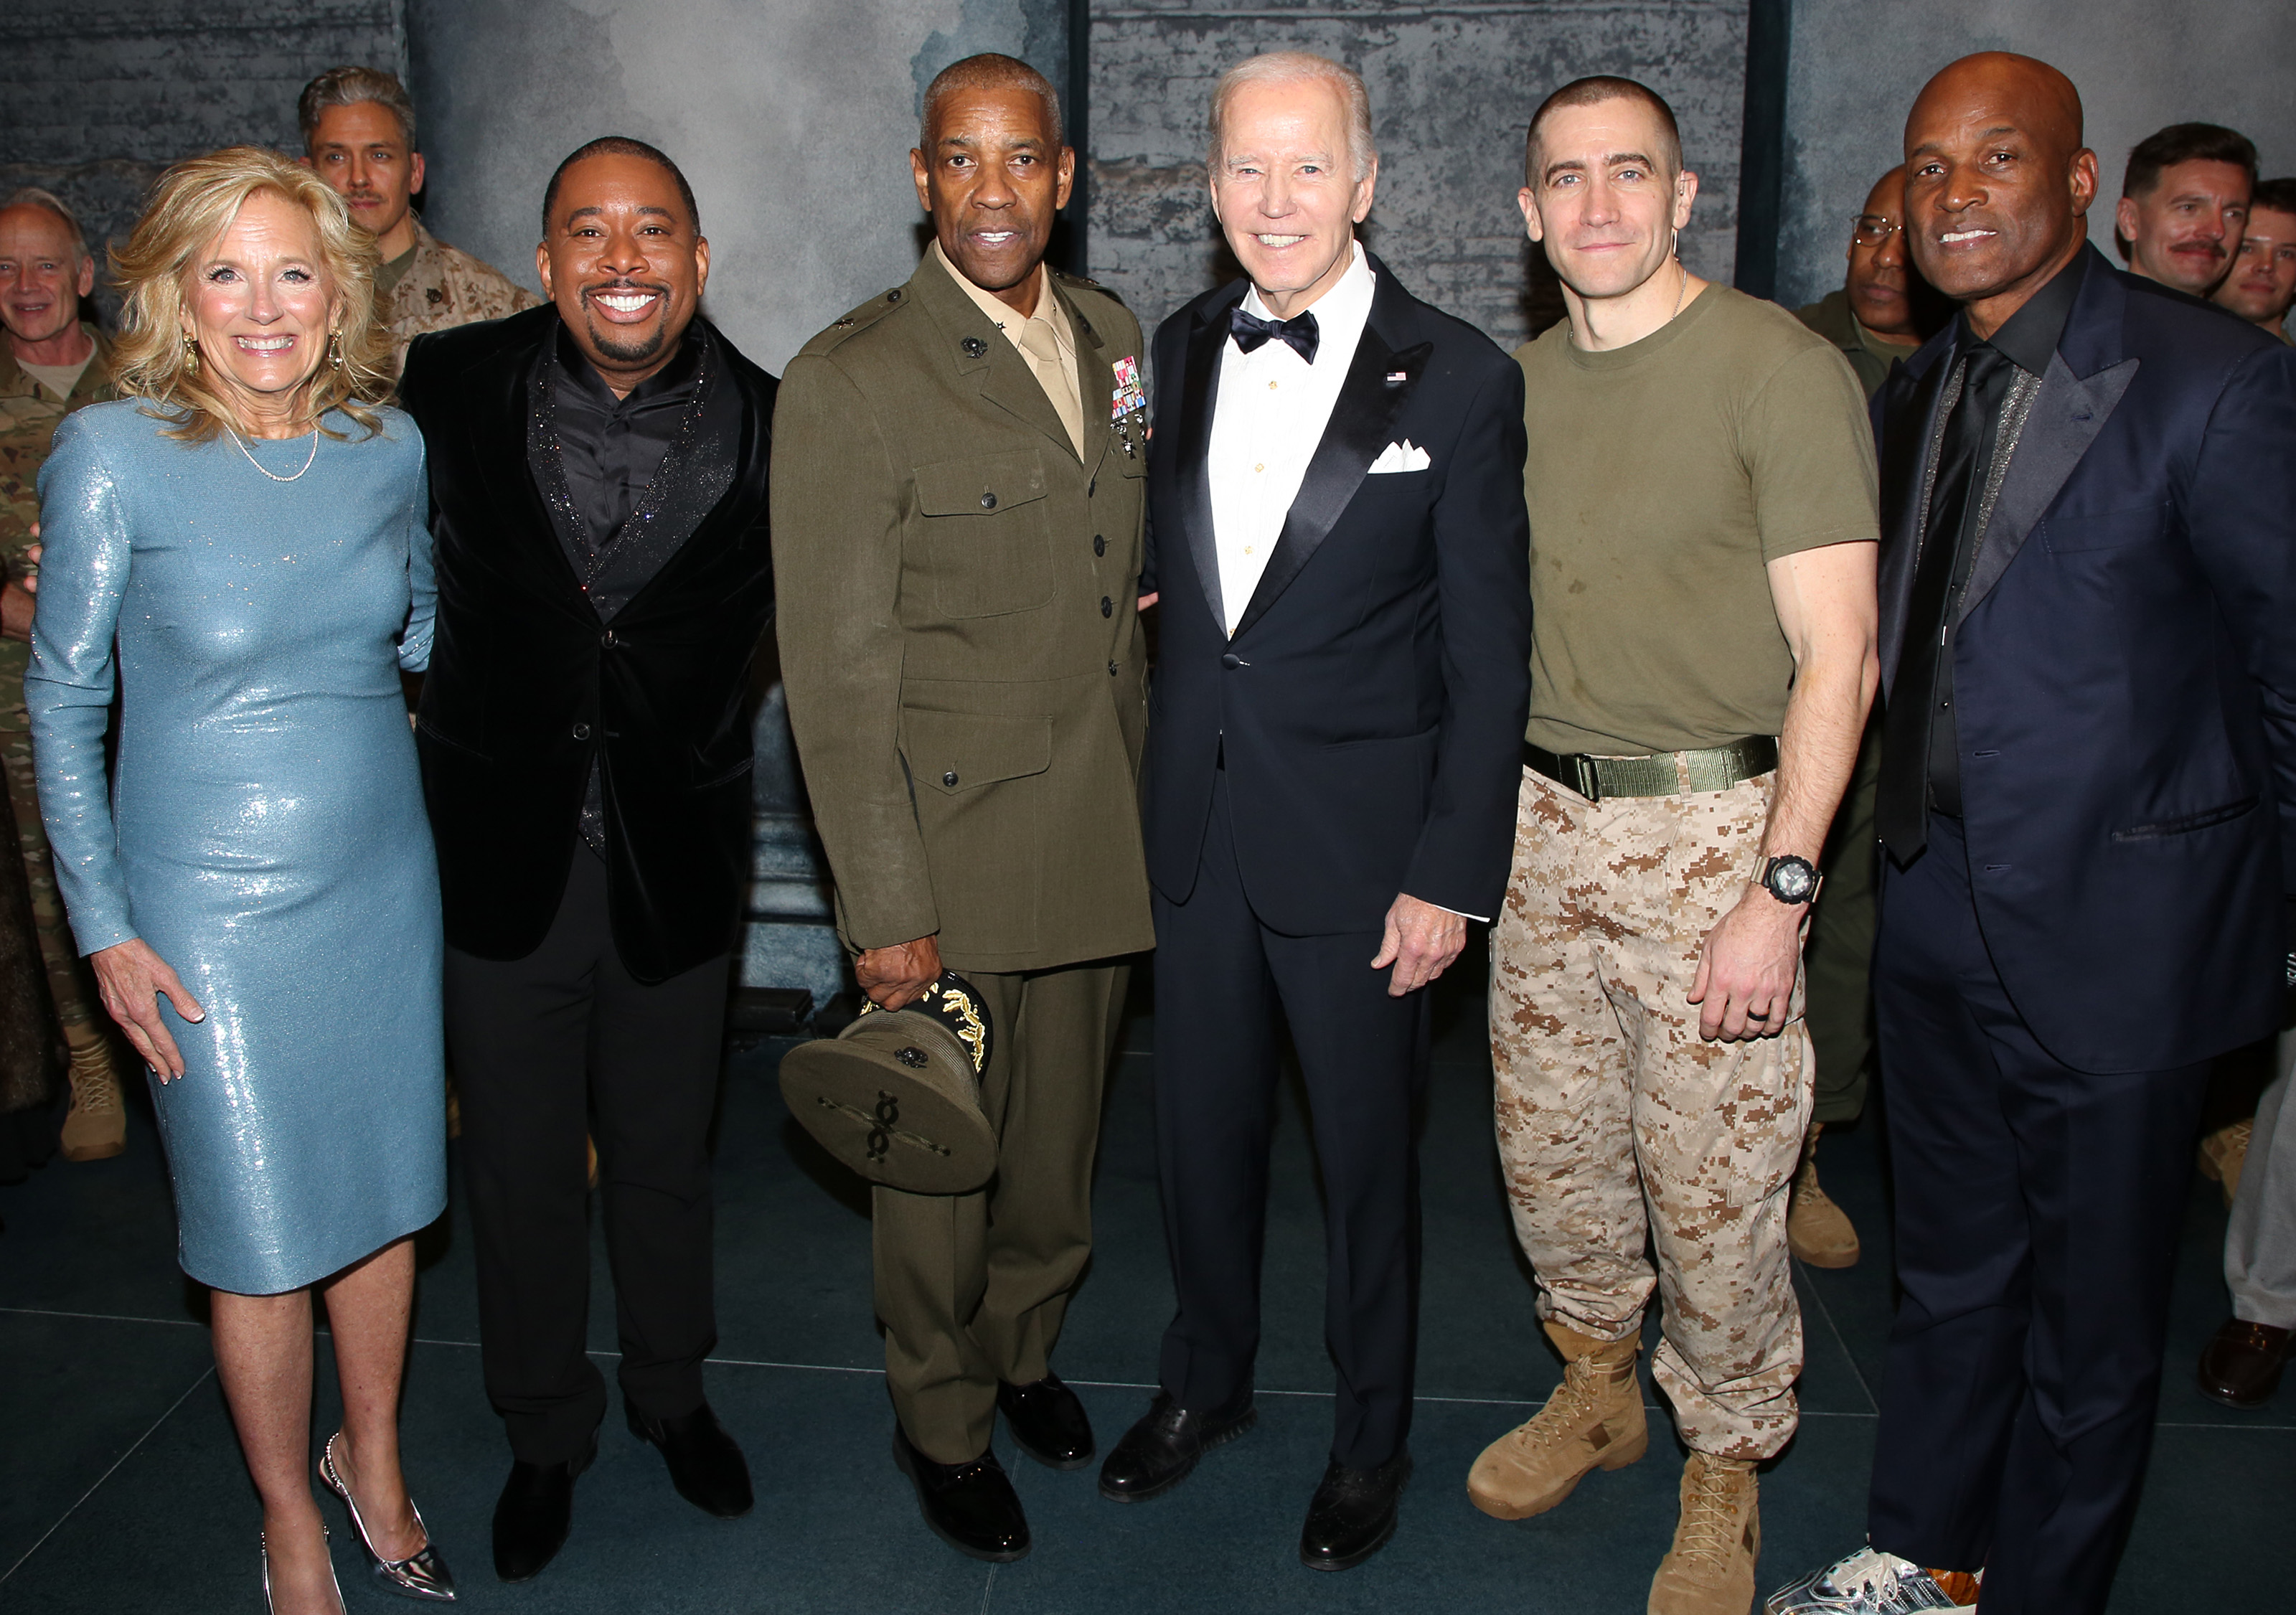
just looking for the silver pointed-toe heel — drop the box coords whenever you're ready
[318,1432,457,1602]
[260,1525,345,1614]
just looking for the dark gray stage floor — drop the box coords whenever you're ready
[1,960,2287,1611]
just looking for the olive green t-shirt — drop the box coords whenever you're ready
[1518,283,1878,756]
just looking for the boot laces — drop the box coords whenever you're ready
[1522,1355,1619,1449]
[68,1056,121,1115]
[1672,1457,1749,1571]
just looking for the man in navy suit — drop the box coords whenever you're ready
[1768,53,2296,1615]
[1093,51,1532,1570]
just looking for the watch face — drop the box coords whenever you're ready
[1769,858,1817,903]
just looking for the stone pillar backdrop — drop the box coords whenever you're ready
[1776,0,2296,311]
[1086,0,1754,349]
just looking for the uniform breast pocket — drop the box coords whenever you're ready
[2041,501,2170,555]
[915,448,1055,618]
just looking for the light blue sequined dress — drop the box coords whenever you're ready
[29,401,444,1295]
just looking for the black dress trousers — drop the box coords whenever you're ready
[1865,812,2207,1615]
[1152,772,1431,1470]
[446,849,731,1464]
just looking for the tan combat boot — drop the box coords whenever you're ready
[2198,1119,2253,1207]
[1786,1124,1859,1269]
[57,1027,126,1162]
[1467,1321,1645,1519]
[1649,1451,1759,1615]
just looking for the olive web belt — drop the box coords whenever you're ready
[1522,735,1779,802]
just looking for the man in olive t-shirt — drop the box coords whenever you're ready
[1467,78,1878,1615]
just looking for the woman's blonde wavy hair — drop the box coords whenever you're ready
[110,146,392,442]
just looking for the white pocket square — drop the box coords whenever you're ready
[1367,439,1431,474]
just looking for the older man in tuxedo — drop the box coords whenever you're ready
[1096,51,1531,1571]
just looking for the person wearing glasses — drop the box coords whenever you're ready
[1782,166,1949,1277]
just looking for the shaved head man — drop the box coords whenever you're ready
[1772,50,2296,1615]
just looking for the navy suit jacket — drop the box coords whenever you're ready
[1875,245,2296,1072]
[1142,256,1533,935]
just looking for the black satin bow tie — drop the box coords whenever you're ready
[1229,305,1319,364]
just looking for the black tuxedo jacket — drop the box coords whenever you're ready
[1142,257,1532,934]
[1874,246,2296,1071]
[398,307,778,982]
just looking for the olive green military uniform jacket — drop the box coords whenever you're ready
[1794,288,1919,400]
[773,255,1154,975]
[1,326,116,730]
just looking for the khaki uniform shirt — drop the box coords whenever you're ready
[381,219,539,374]
[0,326,117,730]
[772,255,1153,974]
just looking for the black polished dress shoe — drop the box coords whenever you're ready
[491,1432,596,1583]
[1299,1449,1410,1571]
[1097,1388,1256,1502]
[2198,1316,2292,1407]
[893,1426,1030,1562]
[997,1372,1095,1470]
[629,1400,754,1517]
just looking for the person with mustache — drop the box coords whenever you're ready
[297,66,537,374]
[773,52,1152,1563]
[2114,121,2254,298]
[395,137,778,1583]
[1768,53,2296,1615]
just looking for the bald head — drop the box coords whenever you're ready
[1902,52,2096,335]
[1846,166,1920,339]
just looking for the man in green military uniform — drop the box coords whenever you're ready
[773,53,1151,1563]
[298,65,537,374]
[0,188,125,1160]
[1787,165,1942,1268]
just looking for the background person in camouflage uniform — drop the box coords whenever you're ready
[0,187,124,1162]
[298,65,537,374]
[1472,79,1879,1615]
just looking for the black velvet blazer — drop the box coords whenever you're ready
[399,306,777,982]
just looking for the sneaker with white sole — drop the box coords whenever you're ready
[1765,1547,1977,1613]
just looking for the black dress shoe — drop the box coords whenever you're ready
[628,1401,754,1517]
[1097,1388,1256,1502]
[2198,1317,2292,1407]
[1299,1450,1410,1572]
[491,1432,596,1583]
[892,1426,1030,1562]
[997,1372,1095,1469]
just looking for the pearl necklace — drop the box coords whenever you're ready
[227,424,320,483]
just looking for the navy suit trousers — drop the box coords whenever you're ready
[1866,812,2206,1614]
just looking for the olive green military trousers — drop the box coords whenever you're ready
[873,959,1129,1463]
[1803,719,1883,1126]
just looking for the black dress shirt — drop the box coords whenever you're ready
[1878,251,2085,856]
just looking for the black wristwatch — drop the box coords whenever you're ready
[1759,854,1820,907]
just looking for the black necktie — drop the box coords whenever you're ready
[1877,344,2010,862]
[1229,305,1319,364]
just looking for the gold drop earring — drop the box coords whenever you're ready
[182,334,199,377]
[327,329,344,370]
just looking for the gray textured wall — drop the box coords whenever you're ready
[0,1,405,324]
[1778,0,2296,311]
[408,0,1068,375]
[1086,1,1752,349]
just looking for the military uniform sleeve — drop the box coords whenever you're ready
[24,415,136,953]
[771,351,939,951]
[1744,343,1881,560]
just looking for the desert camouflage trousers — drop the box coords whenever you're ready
[1490,767,1811,1460]
[1,719,100,1035]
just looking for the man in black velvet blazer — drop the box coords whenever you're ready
[397,137,774,1583]
[1094,54,1530,1571]
[1769,55,2296,1615]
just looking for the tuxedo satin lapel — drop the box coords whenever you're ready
[1229,329,1430,640]
[1876,356,1951,696]
[1954,354,2138,626]
[1179,306,1231,633]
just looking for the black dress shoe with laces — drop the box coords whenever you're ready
[491,1431,596,1583]
[893,1426,1031,1562]
[997,1372,1095,1469]
[629,1400,754,1517]
[1097,1388,1257,1502]
[1299,1450,1410,1571]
